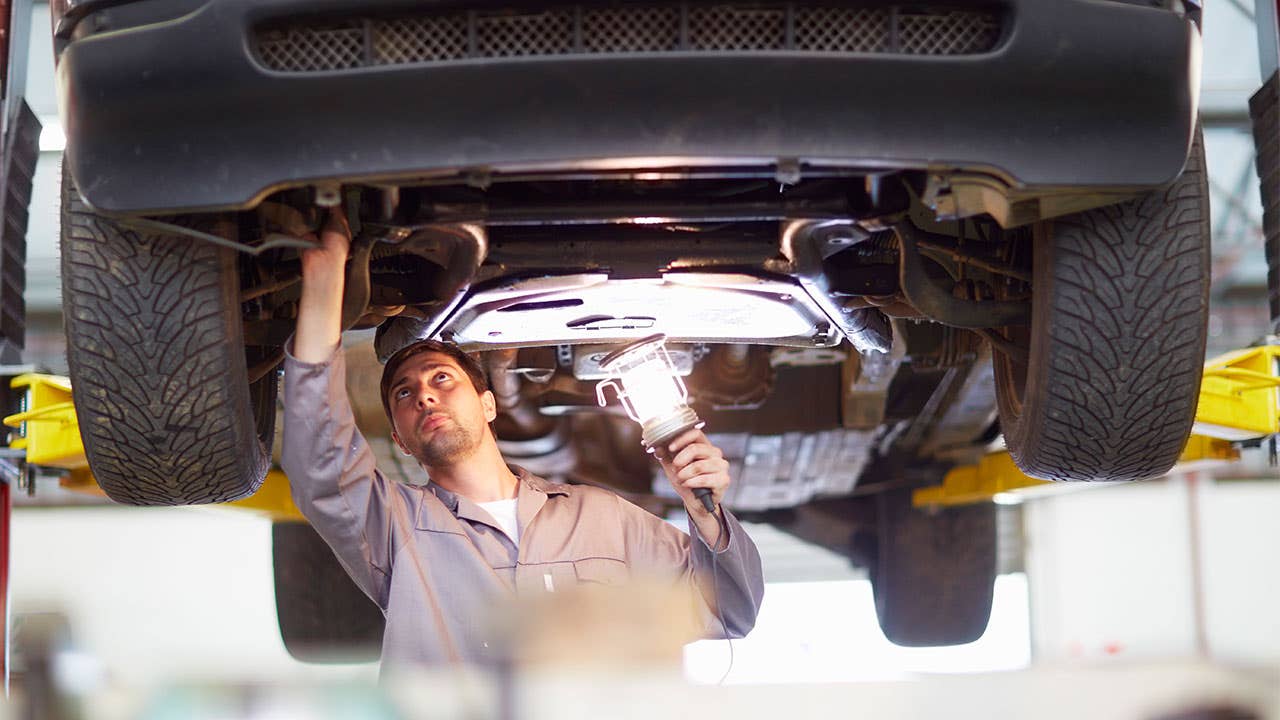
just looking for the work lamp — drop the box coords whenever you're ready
[596,334,715,512]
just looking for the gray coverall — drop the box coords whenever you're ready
[281,347,766,668]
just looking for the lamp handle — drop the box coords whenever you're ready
[595,379,621,408]
[595,379,641,422]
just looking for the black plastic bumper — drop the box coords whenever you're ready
[59,0,1200,214]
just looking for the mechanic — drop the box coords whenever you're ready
[280,209,765,668]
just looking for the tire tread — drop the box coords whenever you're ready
[273,522,384,663]
[872,489,996,647]
[60,169,268,504]
[1008,130,1210,481]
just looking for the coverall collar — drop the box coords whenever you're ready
[426,465,569,526]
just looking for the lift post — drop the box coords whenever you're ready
[4,374,83,472]
[1194,344,1280,441]
[0,373,305,521]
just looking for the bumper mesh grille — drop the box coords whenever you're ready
[255,4,1002,73]
[795,7,888,53]
[374,17,469,65]
[899,9,1000,54]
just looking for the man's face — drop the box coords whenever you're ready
[387,351,496,467]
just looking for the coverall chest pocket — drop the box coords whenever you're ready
[415,500,517,572]
[573,557,629,586]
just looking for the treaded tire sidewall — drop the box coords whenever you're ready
[61,166,268,505]
[871,489,996,647]
[272,522,385,663]
[995,127,1211,482]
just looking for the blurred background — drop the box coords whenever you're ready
[3,0,1278,713]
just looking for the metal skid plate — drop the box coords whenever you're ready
[691,429,879,512]
[440,272,841,350]
[573,344,694,381]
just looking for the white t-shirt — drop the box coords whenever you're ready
[477,498,520,546]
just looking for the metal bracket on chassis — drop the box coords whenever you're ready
[780,219,894,355]
[371,223,489,361]
[894,221,1030,329]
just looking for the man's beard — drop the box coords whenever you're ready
[412,420,481,467]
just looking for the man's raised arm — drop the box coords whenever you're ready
[282,209,401,608]
[294,211,350,360]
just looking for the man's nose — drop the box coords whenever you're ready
[416,390,438,409]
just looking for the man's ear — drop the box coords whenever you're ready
[481,390,497,423]
[391,429,408,455]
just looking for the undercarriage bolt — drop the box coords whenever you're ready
[314,184,342,207]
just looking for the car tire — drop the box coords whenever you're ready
[272,522,385,663]
[871,489,996,647]
[61,167,271,504]
[993,127,1211,482]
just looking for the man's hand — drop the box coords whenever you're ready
[656,428,732,548]
[294,209,352,363]
[301,209,351,286]
[656,428,730,512]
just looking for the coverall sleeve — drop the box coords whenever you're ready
[616,495,765,638]
[281,345,411,610]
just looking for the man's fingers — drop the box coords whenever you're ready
[680,473,727,490]
[677,457,728,481]
[678,473,729,503]
[664,428,705,456]
[652,445,673,464]
[323,207,350,234]
[671,441,723,470]
[319,210,351,253]
[656,431,733,510]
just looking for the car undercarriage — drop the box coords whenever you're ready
[239,170,1019,515]
[49,0,1210,650]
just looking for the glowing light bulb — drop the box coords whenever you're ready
[595,334,701,449]
[596,334,713,511]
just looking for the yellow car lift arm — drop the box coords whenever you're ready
[914,344,1279,508]
[1,373,303,521]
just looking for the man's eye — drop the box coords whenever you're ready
[435,372,450,383]
[396,388,411,400]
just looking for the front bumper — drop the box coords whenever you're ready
[59,0,1200,214]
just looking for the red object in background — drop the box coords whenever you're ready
[0,0,11,696]
[0,1,9,95]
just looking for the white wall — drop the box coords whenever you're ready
[9,507,376,688]
[1199,478,1280,662]
[8,506,1031,689]
[1025,474,1280,665]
